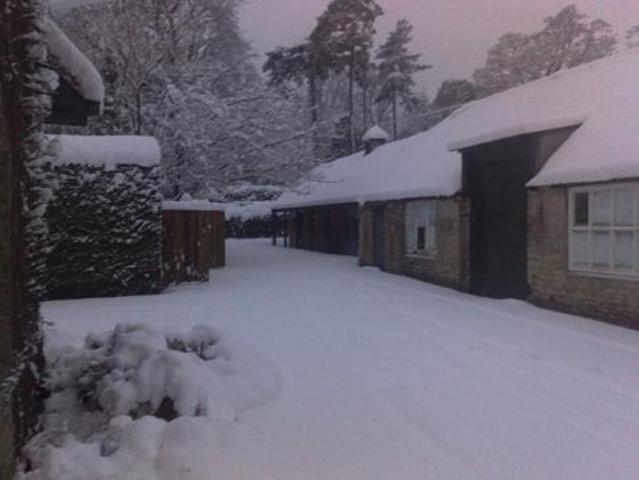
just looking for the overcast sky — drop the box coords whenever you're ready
[240,0,639,97]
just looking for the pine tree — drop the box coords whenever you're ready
[310,0,383,153]
[375,19,430,139]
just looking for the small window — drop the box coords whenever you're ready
[569,184,639,277]
[405,200,437,256]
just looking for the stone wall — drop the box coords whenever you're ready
[360,196,470,291]
[528,187,639,328]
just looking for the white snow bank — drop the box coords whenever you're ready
[275,119,461,209]
[20,416,268,480]
[162,200,225,212]
[48,135,161,168]
[225,202,273,221]
[41,18,104,104]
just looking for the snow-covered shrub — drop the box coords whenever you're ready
[19,323,280,479]
[47,323,264,421]
[42,151,163,299]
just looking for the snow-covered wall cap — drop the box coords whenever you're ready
[162,201,226,212]
[48,135,161,168]
[363,125,390,142]
[41,18,105,104]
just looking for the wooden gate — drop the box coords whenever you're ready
[162,208,225,285]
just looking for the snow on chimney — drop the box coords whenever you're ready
[362,125,390,154]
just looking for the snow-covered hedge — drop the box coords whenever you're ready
[42,136,163,299]
[18,323,280,479]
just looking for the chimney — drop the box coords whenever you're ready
[362,125,390,155]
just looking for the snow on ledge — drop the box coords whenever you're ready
[162,201,225,212]
[447,115,587,151]
[41,18,105,104]
[48,135,161,168]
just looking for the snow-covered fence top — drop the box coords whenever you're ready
[41,18,105,104]
[49,134,161,168]
[162,200,225,212]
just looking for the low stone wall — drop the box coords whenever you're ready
[44,161,163,299]
[360,196,470,291]
[528,187,639,328]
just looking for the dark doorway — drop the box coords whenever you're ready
[465,141,535,299]
[373,207,385,269]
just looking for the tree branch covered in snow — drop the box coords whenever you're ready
[55,0,318,199]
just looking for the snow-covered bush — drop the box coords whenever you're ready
[18,323,280,479]
[46,323,274,421]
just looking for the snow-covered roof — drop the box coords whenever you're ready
[363,125,390,142]
[275,49,639,209]
[275,119,461,209]
[445,49,639,186]
[41,18,105,105]
[49,135,161,168]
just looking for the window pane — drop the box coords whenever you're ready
[417,227,426,250]
[593,232,611,268]
[571,231,589,268]
[614,189,634,226]
[614,232,635,271]
[573,192,589,226]
[593,191,611,226]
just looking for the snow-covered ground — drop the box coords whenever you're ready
[37,239,639,479]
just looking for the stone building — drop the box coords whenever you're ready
[274,50,639,328]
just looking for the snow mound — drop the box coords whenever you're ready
[20,323,281,479]
[48,135,161,168]
[19,416,268,480]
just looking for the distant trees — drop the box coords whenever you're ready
[473,4,618,95]
[626,25,639,49]
[376,19,431,139]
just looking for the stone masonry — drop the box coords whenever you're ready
[528,187,639,329]
[360,196,470,291]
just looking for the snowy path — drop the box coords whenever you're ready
[43,239,639,480]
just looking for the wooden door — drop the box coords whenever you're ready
[373,207,385,269]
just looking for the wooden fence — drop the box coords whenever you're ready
[162,208,225,285]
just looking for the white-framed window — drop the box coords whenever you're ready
[405,200,437,256]
[569,183,639,278]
